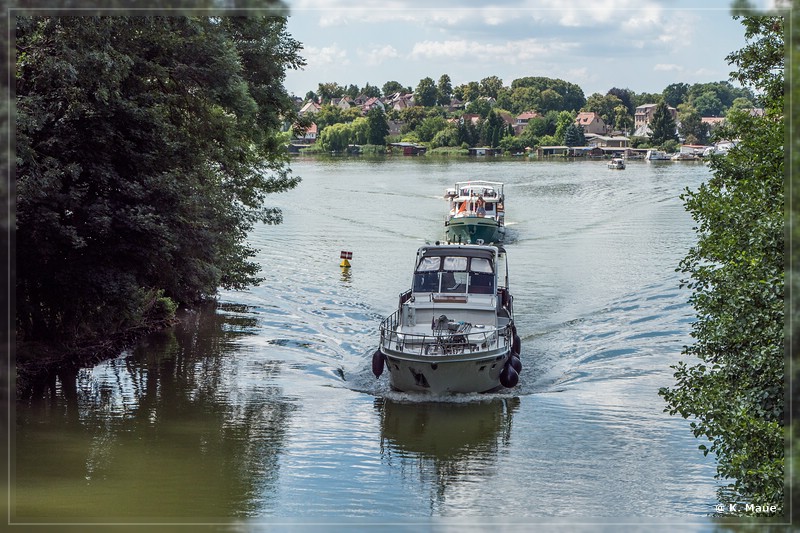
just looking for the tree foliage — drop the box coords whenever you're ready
[563,123,586,147]
[648,101,678,146]
[16,15,303,343]
[365,106,389,145]
[659,12,784,515]
[414,76,438,107]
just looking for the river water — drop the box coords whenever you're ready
[14,156,723,529]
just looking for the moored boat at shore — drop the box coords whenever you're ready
[444,181,505,244]
[373,243,521,394]
[645,149,671,161]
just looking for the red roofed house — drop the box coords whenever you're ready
[575,111,607,135]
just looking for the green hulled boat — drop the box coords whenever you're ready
[443,180,506,244]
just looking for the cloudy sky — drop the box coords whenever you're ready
[282,0,780,99]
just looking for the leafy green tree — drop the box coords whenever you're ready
[659,12,784,515]
[553,110,576,144]
[677,104,710,145]
[314,104,362,133]
[361,83,382,98]
[480,110,505,148]
[317,82,345,102]
[398,106,436,133]
[437,74,453,106]
[430,124,459,148]
[415,115,448,143]
[607,87,635,115]
[563,123,586,147]
[366,106,389,145]
[344,84,360,99]
[456,117,478,147]
[510,76,585,111]
[466,98,492,118]
[692,90,725,116]
[613,105,633,135]
[414,76,438,107]
[538,88,564,114]
[728,96,756,113]
[525,112,557,137]
[456,81,481,103]
[584,92,623,128]
[662,82,690,108]
[479,75,503,99]
[317,122,350,152]
[16,15,303,343]
[382,80,406,96]
[648,101,678,146]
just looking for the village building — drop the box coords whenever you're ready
[298,100,321,116]
[634,103,678,131]
[575,111,607,135]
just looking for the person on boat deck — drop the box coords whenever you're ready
[457,201,467,214]
[476,196,486,216]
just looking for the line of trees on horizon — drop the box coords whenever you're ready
[292,75,758,153]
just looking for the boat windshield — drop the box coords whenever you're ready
[412,254,495,294]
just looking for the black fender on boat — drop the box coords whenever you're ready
[372,350,385,378]
[512,334,521,356]
[508,354,522,374]
[499,362,519,388]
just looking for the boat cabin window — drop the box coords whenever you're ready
[443,256,467,271]
[468,257,495,294]
[417,256,440,271]
[413,254,495,294]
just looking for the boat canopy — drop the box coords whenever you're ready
[412,246,497,295]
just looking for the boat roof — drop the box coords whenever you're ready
[454,180,504,187]
[417,243,505,259]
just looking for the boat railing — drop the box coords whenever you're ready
[379,309,511,356]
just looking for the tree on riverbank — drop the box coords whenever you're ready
[659,11,784,515]
[16,15,304,348]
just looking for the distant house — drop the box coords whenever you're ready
[514,111,539,135]
[497,111,514,128]
[460,114,481,127]
[361,96,385,114]
[331,97,352,110]
[537,145,569,157]
[447,98,465,112]
[701,116,726,129]
[299,100,321,116]
[634,103,677,131]
[515,111,538,125]
[387,92,415,111]
[300,122,318,143]
[575,111,607,135]
[585,133,629,148]
[468,147,501,156]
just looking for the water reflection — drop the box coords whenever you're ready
[15,303,298,521]
[375,397,519,512]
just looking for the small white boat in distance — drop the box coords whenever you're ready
[372,243,521,394]
[607,157,626,169]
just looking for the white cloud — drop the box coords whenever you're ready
[303,44,350,68]
[358,45,400,67]
[654,63,683,72]
[410,38,577,64]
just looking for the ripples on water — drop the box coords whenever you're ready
[15,158,722,524]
